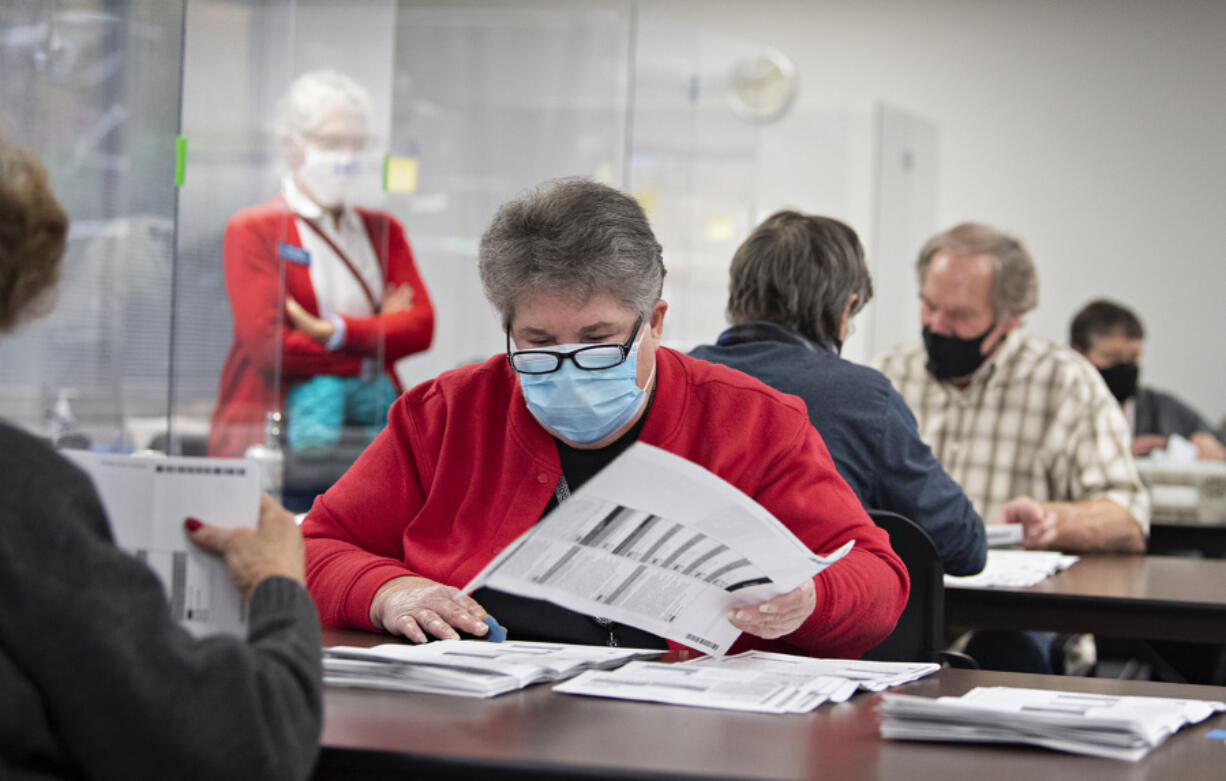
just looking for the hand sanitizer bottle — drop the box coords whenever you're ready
[244,411,284,503]
[46,388,85,448]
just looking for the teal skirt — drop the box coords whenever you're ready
[284,372,398,451]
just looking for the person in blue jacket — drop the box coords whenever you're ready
[689,210,986,576]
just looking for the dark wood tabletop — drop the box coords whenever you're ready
[315,628,1226,781]
[945,554,1226,643]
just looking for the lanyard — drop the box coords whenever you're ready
[298,216,382,314]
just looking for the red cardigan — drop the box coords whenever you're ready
[208,198,434,457]
[302,348,908,658]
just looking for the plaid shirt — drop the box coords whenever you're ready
[873,332,1150,532]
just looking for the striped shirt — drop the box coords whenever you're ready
[873,332,1149,533]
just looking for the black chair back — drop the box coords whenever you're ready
[861,509,945,663]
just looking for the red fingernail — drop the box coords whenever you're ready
[184,518,202,532]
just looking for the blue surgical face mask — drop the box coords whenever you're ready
[515,328,654,445]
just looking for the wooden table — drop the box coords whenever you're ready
[945,554,1226,643]
[315,629,1226,780]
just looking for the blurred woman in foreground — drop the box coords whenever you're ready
[0,135,322,781]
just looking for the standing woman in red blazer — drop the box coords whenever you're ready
[208,69,434,468]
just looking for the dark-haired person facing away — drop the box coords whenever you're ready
[0,135,322,780]
[1070,299,1225,461]
[689,211,986,576]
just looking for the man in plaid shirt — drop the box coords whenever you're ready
[875,223,1148,554]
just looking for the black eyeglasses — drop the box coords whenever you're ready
[506,314,644,375]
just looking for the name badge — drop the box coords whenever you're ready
[277,242,311,266]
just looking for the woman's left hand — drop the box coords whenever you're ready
[727,579,816,639]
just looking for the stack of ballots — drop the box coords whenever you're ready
[879,687,1226,761]
[553,650,939,713]
[324,639,660,698]
[944,549,1078,589]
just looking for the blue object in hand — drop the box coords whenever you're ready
[481,614,507,643]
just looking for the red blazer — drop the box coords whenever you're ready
[302,348,909,658]
[208,198,434,457]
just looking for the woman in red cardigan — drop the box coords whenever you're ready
[301,178,909,659]
[208,70,433,465]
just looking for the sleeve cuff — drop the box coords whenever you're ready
[324,315,347,351]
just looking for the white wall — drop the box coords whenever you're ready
[655,0,1226,425]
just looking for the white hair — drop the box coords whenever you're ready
[274,69,372,146]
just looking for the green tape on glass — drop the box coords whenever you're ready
[174,135,188,187]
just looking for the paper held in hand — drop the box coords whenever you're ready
[61,450,261,637]
[463,442,854,655]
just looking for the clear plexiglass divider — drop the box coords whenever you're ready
[3,1,929,507]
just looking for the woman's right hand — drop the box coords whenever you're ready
[369,576,490,643]
[186,494,305,599]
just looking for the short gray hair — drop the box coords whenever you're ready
[916,222,1038,318]
[478,178,665,325]
[275,69,371,147]
[726,211,871,349]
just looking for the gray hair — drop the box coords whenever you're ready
[274,69,371,147]
[478,178,665,325]
[916,222,1038,318]
[726,211,871,349]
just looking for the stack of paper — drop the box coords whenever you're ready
[879,687,1226,761]
[553,651,939,713]
[323,639,660,698]
[945,550,1078,589]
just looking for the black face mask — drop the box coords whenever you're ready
[922,322,996,380]
[1098,361,1139,402]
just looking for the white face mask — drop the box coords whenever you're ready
[296,145,360,209]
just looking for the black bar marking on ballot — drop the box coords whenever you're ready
[535,545,583,585]
[725,576,773,592]
[640,522,681,563]
[705,558,752,583]
[580,505,628,546]
[612,514,658,556]
[682,544,727,576]
[171,551,187,621]
[659,532,705,569]
[603,565,647,605]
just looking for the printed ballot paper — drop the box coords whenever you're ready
[463,442,854,655]
[62,450,261,637]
